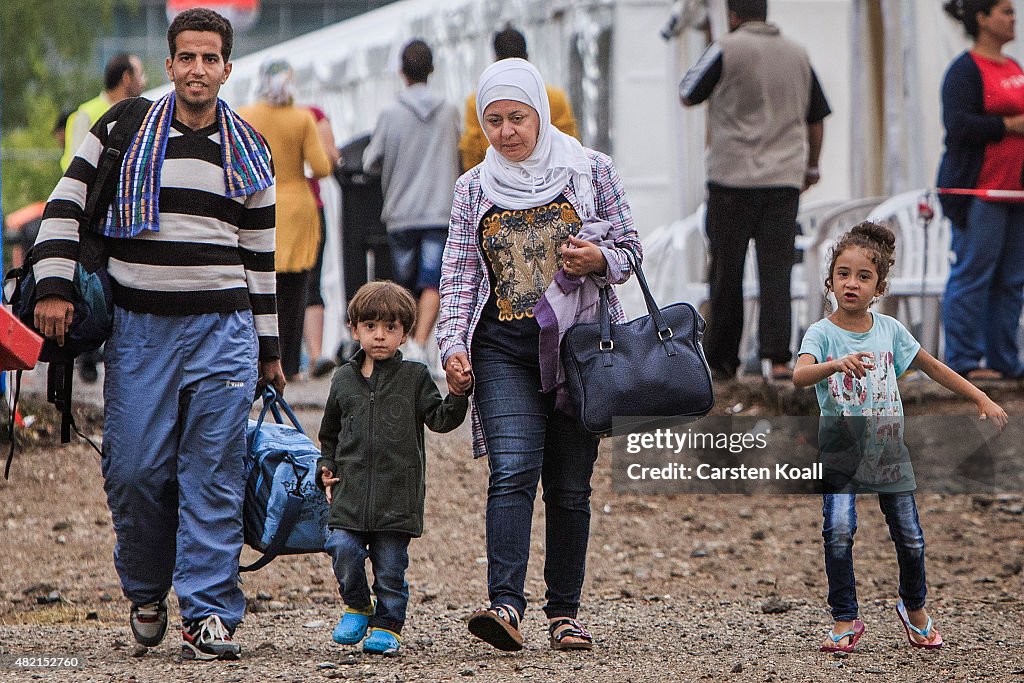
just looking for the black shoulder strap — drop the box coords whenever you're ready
[77,97,151,274]
[82,97,152,228]
[46,361,101,455]
[48,362,74,444]
[4,370,23,480]
[2,100,148,480]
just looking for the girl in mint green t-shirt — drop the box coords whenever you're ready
[793,221,1006,654]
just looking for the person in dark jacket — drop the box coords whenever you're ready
[938,0,1024,379]
[317,281,468,656]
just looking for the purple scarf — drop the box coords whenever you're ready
[534,218,616,412]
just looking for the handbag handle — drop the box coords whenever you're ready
[622,250,673,341]
[593,249,673,361]
[597,286,613,364]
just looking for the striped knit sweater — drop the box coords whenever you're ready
[34,98,280,360]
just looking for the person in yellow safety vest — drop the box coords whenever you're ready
[59,53,147,384]
[60,53,147,171]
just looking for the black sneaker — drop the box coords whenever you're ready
[181,615,240,661]
[710,366,736,382]
[130,597,169,647]
[78,357,99,384]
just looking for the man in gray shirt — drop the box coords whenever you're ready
[680,0,830,380]
[364,39,460,364]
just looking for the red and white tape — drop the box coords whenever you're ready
[936,188,1024,200]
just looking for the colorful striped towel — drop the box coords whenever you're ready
[104,92,274,239]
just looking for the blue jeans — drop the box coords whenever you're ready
[102,308,258,630]
[943,199,1024,377]
[822,493,927,622]
[471,348,600,620]
[388,227,448,293]
[326,529,410,634]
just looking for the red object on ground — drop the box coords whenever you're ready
[0,306,43,370]
[917,196,935,221]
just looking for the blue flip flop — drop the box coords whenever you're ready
[820,619,865,653]
[896,600,943,649]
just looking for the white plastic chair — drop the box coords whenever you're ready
[866,190,952,356]
[618,204,708,321]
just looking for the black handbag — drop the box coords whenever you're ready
[562,254,714,435]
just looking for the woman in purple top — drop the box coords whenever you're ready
[437,58,641,652]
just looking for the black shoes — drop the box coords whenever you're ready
[311,357,337,378]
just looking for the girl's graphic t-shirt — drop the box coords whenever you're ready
[799,313,922,492]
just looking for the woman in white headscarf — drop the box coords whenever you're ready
[437,58,642,652]
[239,60,332,380]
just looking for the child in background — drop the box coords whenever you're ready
[317,281,469,655]
[793,221,1007,653]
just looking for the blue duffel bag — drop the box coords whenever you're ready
[241,387,329,572]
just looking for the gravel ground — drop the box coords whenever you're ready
[1,368,1022,682]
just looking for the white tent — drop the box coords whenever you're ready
[149,0,1024,353]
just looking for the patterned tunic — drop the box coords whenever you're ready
[481,199,581,321]
[438,150,642,458]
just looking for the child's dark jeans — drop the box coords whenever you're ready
[822,492,927,622]
[326,529,410,633]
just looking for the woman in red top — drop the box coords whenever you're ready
[938,0,1024,379]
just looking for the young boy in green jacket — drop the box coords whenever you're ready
[317,281,469,655]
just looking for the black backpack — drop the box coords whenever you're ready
[3,97,151,478]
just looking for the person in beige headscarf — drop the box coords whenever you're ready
[439,58,640,653]
[240,59,332,380]
[458,26,578,172]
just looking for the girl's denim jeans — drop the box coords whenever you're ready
[822,492,927,621]
[471,348,599,620]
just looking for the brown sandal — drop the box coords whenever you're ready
[548,617,594,651]
[468,605,523,651]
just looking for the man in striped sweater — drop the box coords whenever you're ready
[33,8,284,661]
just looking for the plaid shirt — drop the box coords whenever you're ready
[437,149,642,458]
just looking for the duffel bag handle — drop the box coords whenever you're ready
[254,386,305,436]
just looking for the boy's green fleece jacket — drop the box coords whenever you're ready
[316,350,468,537]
